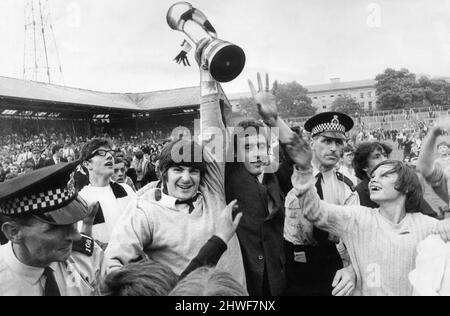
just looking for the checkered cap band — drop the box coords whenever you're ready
[311,122,346,137]
[0,185,76,216]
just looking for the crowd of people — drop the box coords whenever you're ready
[1,43,450,297]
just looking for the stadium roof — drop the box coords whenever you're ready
[0,76,204,112]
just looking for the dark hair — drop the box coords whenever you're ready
[52,145,63,155]
[23,160,34,170]
[101,260,178,296]
[354,142,392,180]
[80,138,112,162]
[437,141,449,149]
[236,120,267,140]
[158,139,206,185]
[371,160,422,213]
[169,267,248,296]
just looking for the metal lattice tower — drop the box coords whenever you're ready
[23,0,64,84]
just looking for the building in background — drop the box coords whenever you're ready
[304,78,377,113]
[228,78,378,114]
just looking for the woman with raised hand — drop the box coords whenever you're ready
[285,134,450,296]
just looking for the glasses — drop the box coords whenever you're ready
[89,149,115,159]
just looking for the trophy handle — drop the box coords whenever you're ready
[167,2,217,43]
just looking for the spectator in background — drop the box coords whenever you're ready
[141,153,159,187]
[340,146,358,186]
[26,148,47,170]
[403,135,415,161]
[112,157,136,192]
[437,141,450,159]
[5,164,20,181]
[131,149,146,190]
[46,145,68,166]
[354,142,392,208]
[21,160,35,174]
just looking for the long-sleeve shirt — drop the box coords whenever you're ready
[290,166,450,296]
[104,93,246,287]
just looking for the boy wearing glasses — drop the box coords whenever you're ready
[78,139,136,248]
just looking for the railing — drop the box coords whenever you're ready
[286,105,450,126]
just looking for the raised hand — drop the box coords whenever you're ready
[248,73,278,126]
[285,133,313,170]
[215,199,243,244]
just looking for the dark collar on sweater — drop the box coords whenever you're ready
[110,182,128,198]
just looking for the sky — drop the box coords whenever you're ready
[0,0,449,95]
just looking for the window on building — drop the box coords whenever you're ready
[360,102,365,108]
[368,91,372,98]
[314,96,318,100]
[368,102,373,110]
[330,95,334,98]
[323,105,327,109]
[360,92,364,98]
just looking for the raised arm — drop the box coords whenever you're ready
[195,39,227,194]
[289,166,356,237]
[417,120,450,178]
[104,200,153,273]
[248,73,295,145]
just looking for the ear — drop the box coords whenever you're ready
[1,222,24,243]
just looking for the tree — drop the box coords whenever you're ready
[417,76,450,106]
[237,97,259,119]
[236,81,316,119]
[331,96,362,115]
[272,81,316,117]
[375,68,423,110]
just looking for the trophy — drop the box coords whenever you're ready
[167,2,246,83]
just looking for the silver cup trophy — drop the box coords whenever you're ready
[167,2,246,83]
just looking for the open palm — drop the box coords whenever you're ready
[248,73,278,126]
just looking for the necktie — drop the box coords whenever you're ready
[314,173,330,244]
[175,194,199,214]
[43,267,61,296]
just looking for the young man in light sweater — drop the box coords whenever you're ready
[104,40,246,287]
[78,138,136,247]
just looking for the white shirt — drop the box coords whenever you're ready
[78,183,136,244]
[0,242,104,296]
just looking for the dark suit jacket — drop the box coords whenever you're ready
[225,163,286,296]
[26,158,48,170]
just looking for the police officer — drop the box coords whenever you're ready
[284,112,360,296]
[0,162,103,296]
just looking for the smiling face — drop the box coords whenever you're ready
[312,136,344,169]
[369,164,403,205]
[165,165,200,201]
[85,146,115,179]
